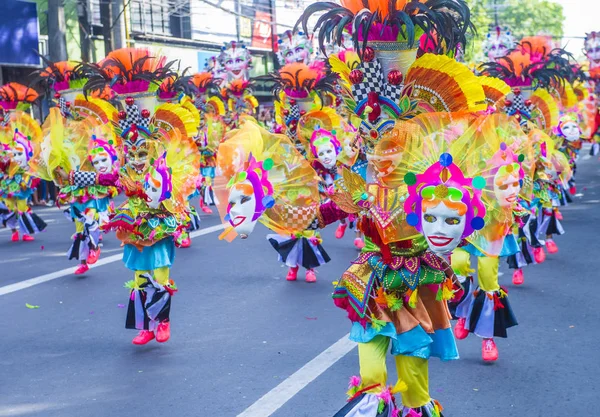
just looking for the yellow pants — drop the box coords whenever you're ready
[133,267,170,288]
[451,248,499,292]
[3,198,29,213]
[358,335,430,408]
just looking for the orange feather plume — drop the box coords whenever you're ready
[0,83,38,103]
[100,48,166,80]
[519,36,553,61]
[501,50,532,78]
[227,79,251,95]
[279,62,322,89]
[340,0,424,16]
[40,61,77,78]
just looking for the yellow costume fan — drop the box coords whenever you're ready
[530,88,559,133]
[153,127,201,217]
[405,54,487,114]
[0,111,43,178]
[153,102,199,140]
[479,76,511,109]
[215,119,321,241]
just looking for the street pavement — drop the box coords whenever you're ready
[1,150,599,417]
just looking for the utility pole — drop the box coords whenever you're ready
[100,0,114,54]
[111,0,127,50]
[234,0,241,42]
[77,0,91,62]
[47,0,68,61]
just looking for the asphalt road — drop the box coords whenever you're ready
[1,150,599,417]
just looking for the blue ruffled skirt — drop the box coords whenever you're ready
[123,237,175,271]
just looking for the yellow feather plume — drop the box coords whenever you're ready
[406,54,486,113]
[478,76,511,107]
[154,102,199,140]
[531,88,560,133]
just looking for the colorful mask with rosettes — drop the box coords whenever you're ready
[404,153,486,247]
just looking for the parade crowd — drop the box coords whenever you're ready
[1,1,599,416]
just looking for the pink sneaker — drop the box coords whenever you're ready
[533,247,546,263]
[354,238,365,249]
[482,338,498,362]
[305,269,317,283]
[454,317,469,340]
[512,269,524,285]
[74,264,89,275]
[201,205,213,214]
[132,330,155,345]
[179,236,191,248]
[546,240,558,254]
[22,234,34,242]
[87,248,101,265]
[286,266,299,281]
[156,321,171,343]
[335,223,347,239]
[11,231,19,242]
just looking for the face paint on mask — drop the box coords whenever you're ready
[127,146,149,174]
[144,169,164,209]
[560,121,580,142]
[12,145,28,169]
[317,141,336,169]
[227,181,259,238]
[493,169,521,207]
[421,201,466,255]
[92,152,113,174]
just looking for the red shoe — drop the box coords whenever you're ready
[22,234,35,242]
[10,231,19,242]
[156,321,171,343]
[454,317,469,340]
[533,247,546,263]
[201,205,213,214]
[512,269,524,285]
[74,264,89,275]
[354,238,365,249]
[335,223,347,239]
[305,269,317,283]
[546,240,558,254]
[482,338,498,362]
[286,266,299,281]
[569,186,576,195]
[179,236,191,248]
[555,211,563,221]
[87,248,101,265]
[132,330,155,345]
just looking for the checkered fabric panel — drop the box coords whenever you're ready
[351,60,383,103]
[73,170,97,187]
[58,97,70,118]
[280,205,317,231]
[513,95,527,112]
[384,84,402,105]
[119,104,150,131]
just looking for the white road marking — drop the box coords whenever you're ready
[0,257,30,264]
[0,224,224,296]
[236,334,356,417]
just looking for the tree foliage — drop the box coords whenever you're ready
[464,0,565,64]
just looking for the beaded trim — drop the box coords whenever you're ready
[368,41,415,51]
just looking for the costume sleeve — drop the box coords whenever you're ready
[70,170,97,187]
[316,200,349,228]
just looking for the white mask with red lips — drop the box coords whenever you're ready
[421,201,466,256]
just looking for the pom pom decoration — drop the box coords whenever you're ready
[439,153,453,167]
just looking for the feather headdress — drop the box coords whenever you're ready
[297,0,473,57]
